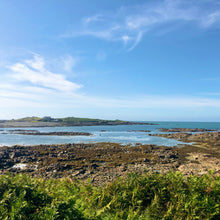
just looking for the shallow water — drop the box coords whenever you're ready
[0,121,220,147]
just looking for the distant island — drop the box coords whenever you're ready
[0,116,156,127]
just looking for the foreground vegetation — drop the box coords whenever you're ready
[0,172,219,219]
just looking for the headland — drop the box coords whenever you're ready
[0,116,157,128]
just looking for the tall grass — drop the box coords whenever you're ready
[0,172,219,219]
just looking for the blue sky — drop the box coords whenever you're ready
[0,0,220,121]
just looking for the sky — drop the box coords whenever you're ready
[0,0,220,121]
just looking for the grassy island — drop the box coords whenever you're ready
[0,116,156,128]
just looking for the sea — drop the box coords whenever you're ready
[0,121,220,147]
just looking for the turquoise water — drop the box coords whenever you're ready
[0,122,220,147]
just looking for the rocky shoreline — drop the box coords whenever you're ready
[159,128,215,132]
[7,130,92,136]
[1,131,219,185]
[148,131,220,142]
[0,143,181,185]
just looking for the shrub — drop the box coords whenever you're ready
[0,172,219,219]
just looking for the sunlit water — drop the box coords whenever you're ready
[0,122,220,147]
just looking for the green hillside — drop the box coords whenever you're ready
[61,117,122,123]
[9,116,124,123]
[12,116,42,122]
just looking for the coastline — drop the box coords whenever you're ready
[0,127,219,185]
[0,142,182,185]
[1,130,219,185]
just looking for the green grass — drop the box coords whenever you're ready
[0,172,219,219]
[61,117,110,123]
[12,117,42,122]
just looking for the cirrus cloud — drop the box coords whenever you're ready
[62,0,220,51]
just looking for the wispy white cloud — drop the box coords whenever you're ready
[63,0,220,51]
[1,84,220,110]
[201,11,220,27]
[1,53,220,119]
[62,55,78,72]
[8,55,82,92]
[83,14,103,25]
[127,31,143,51]
[121,35,131,45]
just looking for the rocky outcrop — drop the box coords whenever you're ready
[8,131,92,136]
[1,138,219,185]
[159,128,215,132]
[0,143,180,183]
[148,131,220,142]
